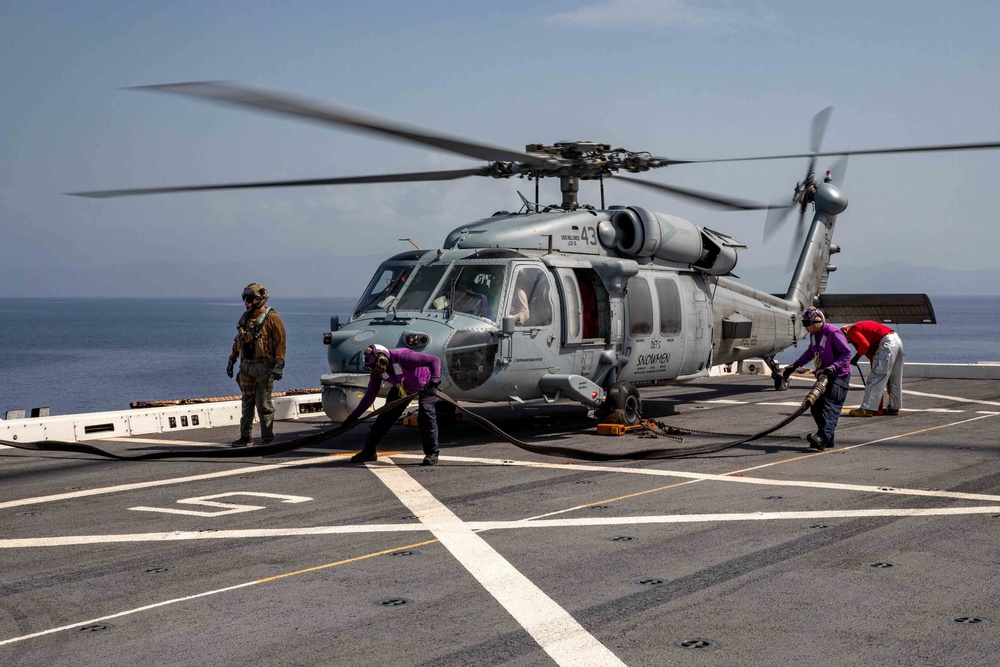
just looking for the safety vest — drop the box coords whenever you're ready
[236,307,273,361]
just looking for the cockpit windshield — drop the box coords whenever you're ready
[395,265,449,311]
[432,264,506,321]
[354,262,415,315]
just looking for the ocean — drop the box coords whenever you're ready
[1,296,998,417]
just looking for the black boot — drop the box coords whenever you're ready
[351,450,377,463]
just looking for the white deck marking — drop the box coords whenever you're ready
[129,492,312,517]
[390,453,1000,502]
[472,505,1000,531]
[369,459,627,667]
[903,389,1000,407]
[0,524,426,548]
[6,504,1000,550]
[0,580,259,647]
[0,452,350,509]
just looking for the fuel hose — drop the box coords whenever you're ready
[1,376,828,462]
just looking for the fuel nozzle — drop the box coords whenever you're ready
[804,373,829,405]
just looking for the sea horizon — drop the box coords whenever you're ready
[2,295,998,417]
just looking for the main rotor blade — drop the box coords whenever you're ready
[674,140,1000,165]
[133,81,550,167]
[67,168,488,199]
[614,175,770,211]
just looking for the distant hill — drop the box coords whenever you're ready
[3,258,999,298]
[734,262,1000,297]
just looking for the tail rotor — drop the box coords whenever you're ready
[764,107,834,270]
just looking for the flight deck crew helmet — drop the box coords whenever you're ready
[363,344,391,371]
[802,308,825,327]
[242,283,268,309]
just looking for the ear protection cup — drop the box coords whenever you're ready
[363,344,390,371]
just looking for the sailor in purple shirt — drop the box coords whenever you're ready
[346,344,442,466]
[781,308,853,451]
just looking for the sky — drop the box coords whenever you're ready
[2,1,999,297]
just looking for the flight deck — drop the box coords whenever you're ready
[2,372,999,666]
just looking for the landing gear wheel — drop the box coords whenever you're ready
[599,381,642,425]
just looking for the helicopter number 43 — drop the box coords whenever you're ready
[73,83,997,425]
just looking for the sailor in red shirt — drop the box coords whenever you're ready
[842,321,904,416]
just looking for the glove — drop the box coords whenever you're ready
[422,380,441,396]
[851,353,862,367]
[781,366,796,382]
[816,367,834,382]
[272,362,284,382]
[226,359,235,378]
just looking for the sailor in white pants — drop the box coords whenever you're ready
[844,321,904,417]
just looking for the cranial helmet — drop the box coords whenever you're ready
[802,308,825,326]
[242,283,268,308]
[363,344,391,371]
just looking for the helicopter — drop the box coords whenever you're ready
[72,83,1000,425]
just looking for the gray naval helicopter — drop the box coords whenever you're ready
[74,84,1000,425]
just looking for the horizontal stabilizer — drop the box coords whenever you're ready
[816,293,936,324]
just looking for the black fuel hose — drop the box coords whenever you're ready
[1,376,827,462]
[432,376,827,461]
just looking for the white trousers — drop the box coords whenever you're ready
[862,332,903,411]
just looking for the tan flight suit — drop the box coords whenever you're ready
[229,308,287,441]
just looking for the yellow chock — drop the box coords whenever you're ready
[597,420,655,436]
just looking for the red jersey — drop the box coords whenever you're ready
[844,320,894,360]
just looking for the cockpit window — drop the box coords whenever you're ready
[433,264,505,320]
[355,262,414,315]
[395,265,449,311]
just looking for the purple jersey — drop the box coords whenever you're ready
[349,349,442,419]
[792,322,853,377]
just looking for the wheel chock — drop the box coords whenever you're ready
[597,419,655,436]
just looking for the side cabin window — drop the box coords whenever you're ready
[655,277,682,336]
[555,269,582,340]
[627,276,653,336]
[508,266,553,327]
[355,262,415,315]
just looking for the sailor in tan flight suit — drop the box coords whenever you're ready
[227,283,287,446]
